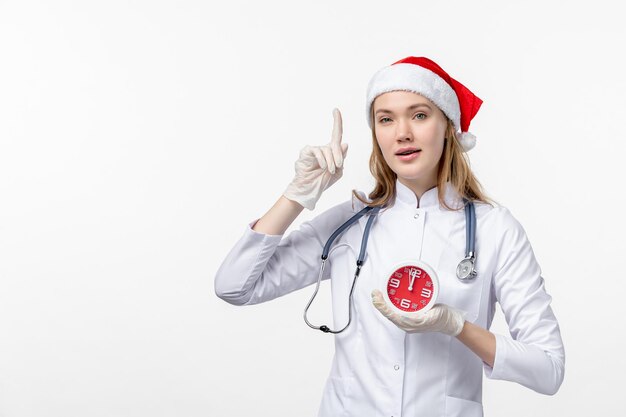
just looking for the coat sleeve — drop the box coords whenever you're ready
[214,197,361,306]
[483,207,565,395]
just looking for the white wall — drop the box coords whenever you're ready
[1,0,624,415]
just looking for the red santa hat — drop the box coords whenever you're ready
[366,56,483,152]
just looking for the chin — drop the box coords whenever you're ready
[394,169,427,181]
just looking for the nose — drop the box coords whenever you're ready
[395,118,413,142]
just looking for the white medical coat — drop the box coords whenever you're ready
[214,179,565,417]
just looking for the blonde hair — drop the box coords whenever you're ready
[352,112,495,211]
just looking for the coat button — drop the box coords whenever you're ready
[394,365,400,370]
[414,213,419,219]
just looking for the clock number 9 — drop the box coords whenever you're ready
[389,278,401,288]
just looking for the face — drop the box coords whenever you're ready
[373,90,448,192]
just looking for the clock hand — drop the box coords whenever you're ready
[408,269,417,291]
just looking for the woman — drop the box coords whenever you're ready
[214,56,565,417]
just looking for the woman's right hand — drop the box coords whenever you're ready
[283,108,349,210]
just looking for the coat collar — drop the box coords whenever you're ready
[394,178,463,210]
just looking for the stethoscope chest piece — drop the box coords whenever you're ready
[456,257,477,281]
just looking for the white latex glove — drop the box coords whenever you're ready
[371,289,466,336]
[283,108,349,210]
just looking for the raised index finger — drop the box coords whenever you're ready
[331,108,343,145]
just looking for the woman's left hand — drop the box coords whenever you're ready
[371,290,466,336]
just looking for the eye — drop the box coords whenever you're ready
[378,117,392,124]
[414,113,427,120]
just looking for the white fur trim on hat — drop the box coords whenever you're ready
[366,63,461,130]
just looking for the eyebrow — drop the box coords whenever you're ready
[375,103,432,115]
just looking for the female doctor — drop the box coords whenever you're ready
[214,56,565,417]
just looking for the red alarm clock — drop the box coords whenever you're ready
[382,260,439,316]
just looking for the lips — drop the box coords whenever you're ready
[395,147,421,155]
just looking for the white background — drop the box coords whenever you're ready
[1,0,625,416]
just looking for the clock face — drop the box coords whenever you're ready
[384,260,439,315]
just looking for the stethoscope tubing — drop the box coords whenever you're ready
[304,200,476,334]
[464,198,476,258]
[304,206,380,333]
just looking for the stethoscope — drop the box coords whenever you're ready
[303,199,477,334]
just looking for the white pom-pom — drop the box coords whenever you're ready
[458,131,476,152]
